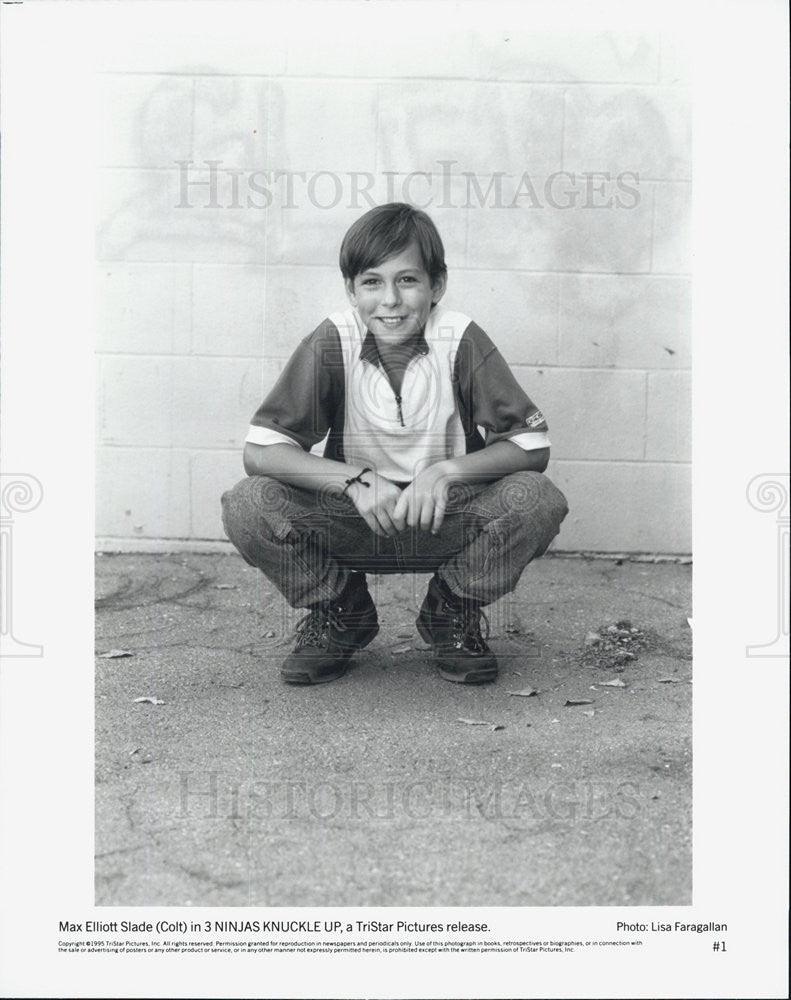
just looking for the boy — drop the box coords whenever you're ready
[222,203,568,685]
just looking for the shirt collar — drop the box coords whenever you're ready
[358,326,430,367]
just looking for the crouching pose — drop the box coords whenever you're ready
[222,203,568,685]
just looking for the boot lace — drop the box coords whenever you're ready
[294,604,349,650]
[446,603,490,652]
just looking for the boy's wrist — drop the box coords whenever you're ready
[438,457,461,481]
[341,466,374,499]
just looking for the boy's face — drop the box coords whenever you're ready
[345,243,446,346]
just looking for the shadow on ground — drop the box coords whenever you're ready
[95,551,692,907]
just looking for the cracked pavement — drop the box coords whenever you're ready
[95,551,692,907]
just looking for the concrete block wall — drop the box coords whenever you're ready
[96,23,691,553]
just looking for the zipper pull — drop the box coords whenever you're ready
[394,394,405,427]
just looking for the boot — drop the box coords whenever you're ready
[416,574,498,684]
[280,572,378,684]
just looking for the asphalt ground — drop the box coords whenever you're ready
[95,551,692,907]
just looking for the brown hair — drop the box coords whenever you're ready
[339,203,447,284]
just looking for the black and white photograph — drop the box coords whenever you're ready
[92,7,693,911]
[0,1,788,998]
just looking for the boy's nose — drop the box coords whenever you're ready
[380,282,400,306]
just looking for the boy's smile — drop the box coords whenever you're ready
[345,243,446,346]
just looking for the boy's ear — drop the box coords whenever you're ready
[344,277,357,304]
[431,274,447,304]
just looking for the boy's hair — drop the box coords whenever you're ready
[339,203,447,285]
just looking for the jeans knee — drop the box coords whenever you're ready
[535,473,569,527]
[221,475,294,546]
[220,478,249,544]
[494,471,566,522]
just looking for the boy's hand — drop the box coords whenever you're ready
[347,473,404,537]
[392,462,452,535]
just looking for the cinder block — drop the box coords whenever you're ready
[466,176,652,272]
[559,275,691,368]
[193,264,344,359]
[444,271,558,365]
[192,450,247,539]
[99,74,193,168]
[98,356,281,449]
[97,168,282,263]
[548,460,691,552]
[472,30,660,83]
[170,357,283,449]
[652,182,691,273]
[98,356,175,446]
[510,367,647,461]
[212,265,346,358]
[96,263,192,354]
[278,202,367,267]
[96,446,191,538]
[273,79,379,174]
[645,371,691,462]
[192,264,268,356]
[193,77,281,170]
[377,82,563,176]
[564,86,691,180]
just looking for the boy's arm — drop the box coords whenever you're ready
[244,441,377,493]
[243,443,405,537]
[443,440,549,480]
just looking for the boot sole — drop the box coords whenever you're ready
[280,623,379,685]
[416,621,498,684]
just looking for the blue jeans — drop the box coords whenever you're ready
[221,471,568,609]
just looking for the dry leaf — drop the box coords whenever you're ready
[582,710,596,717]
[457,718,503,732]
[565,698,594,706]
[598,678,627,688]
[99,649,134,658]
[391,645,412,655]
[134,696,164,705]
[658,677,691,684]
[507,686,538,697]
[214,584,236,590]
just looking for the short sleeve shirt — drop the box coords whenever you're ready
[245,306,550,483]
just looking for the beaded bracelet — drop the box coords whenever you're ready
[342,467,372,496]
